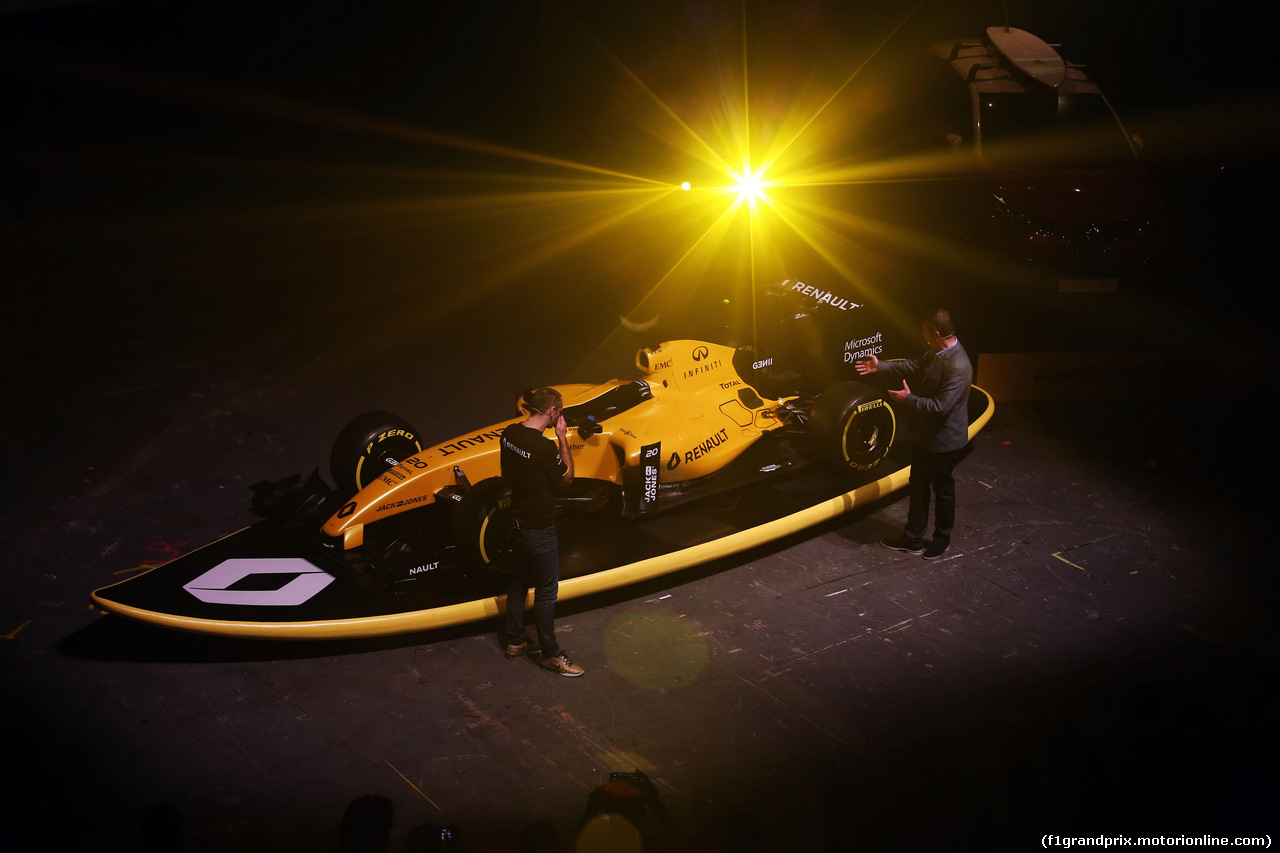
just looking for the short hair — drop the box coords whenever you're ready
[527,387,563,416]
[924,308,955,338]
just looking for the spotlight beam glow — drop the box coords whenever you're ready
[628,192,753,317]
[733,170,764,202]
[755,0,927,179]
[575,189,756,375]
[11,44,670,186]
[549,4,741,179]
[25,0,1211,367]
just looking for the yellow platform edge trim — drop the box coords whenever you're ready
[91,388,994,641]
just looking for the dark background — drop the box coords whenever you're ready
[4,0,1274,457]
[4,0,1275,515]
[2,1,1277,850]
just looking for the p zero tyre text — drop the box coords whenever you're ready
[330,411,423,497]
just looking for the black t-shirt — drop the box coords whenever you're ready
[500,422,567,529]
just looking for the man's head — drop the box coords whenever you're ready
[921,308,956,352]
[526,387,563,420]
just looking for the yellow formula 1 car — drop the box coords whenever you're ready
[91,279,996,638]
[320,280,901,578]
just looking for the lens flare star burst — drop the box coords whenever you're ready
[731,168,767,203]
[32,0,990,352]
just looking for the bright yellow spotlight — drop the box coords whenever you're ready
[729,165,774,203]
[735,170,763,201]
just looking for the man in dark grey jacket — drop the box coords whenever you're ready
[856,308,973,559]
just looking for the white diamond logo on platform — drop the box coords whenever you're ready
[184,558,336,606]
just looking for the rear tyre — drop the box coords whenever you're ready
[330,411,423,497]
[451,477,522,574]
[807,381,896,471]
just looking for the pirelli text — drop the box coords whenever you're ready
[1043,836,1271,849]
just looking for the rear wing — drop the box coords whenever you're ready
[750,279,912,394]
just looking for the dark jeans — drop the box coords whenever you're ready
[504,525,561,658]
[904,445,966,547]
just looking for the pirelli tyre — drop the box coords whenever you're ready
[330,411,424,497]
[807,381,896,471]
[451,477,523,574]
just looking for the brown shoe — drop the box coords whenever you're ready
[504,639,540,659]
[539,651,584,677]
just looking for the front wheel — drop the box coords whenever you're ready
[450,477,523,574]
[806,381,896,471]
[330,411,423,497]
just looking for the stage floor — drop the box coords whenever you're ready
[3,381,1274,849]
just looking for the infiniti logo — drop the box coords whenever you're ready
[692,346,710,361]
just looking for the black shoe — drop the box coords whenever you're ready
[922,540,949,560]
[881,535,924,555]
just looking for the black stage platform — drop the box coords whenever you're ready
[6,385,1273,851]
[2,2,1276,850]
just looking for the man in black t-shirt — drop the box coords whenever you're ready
[499,387,584,677]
